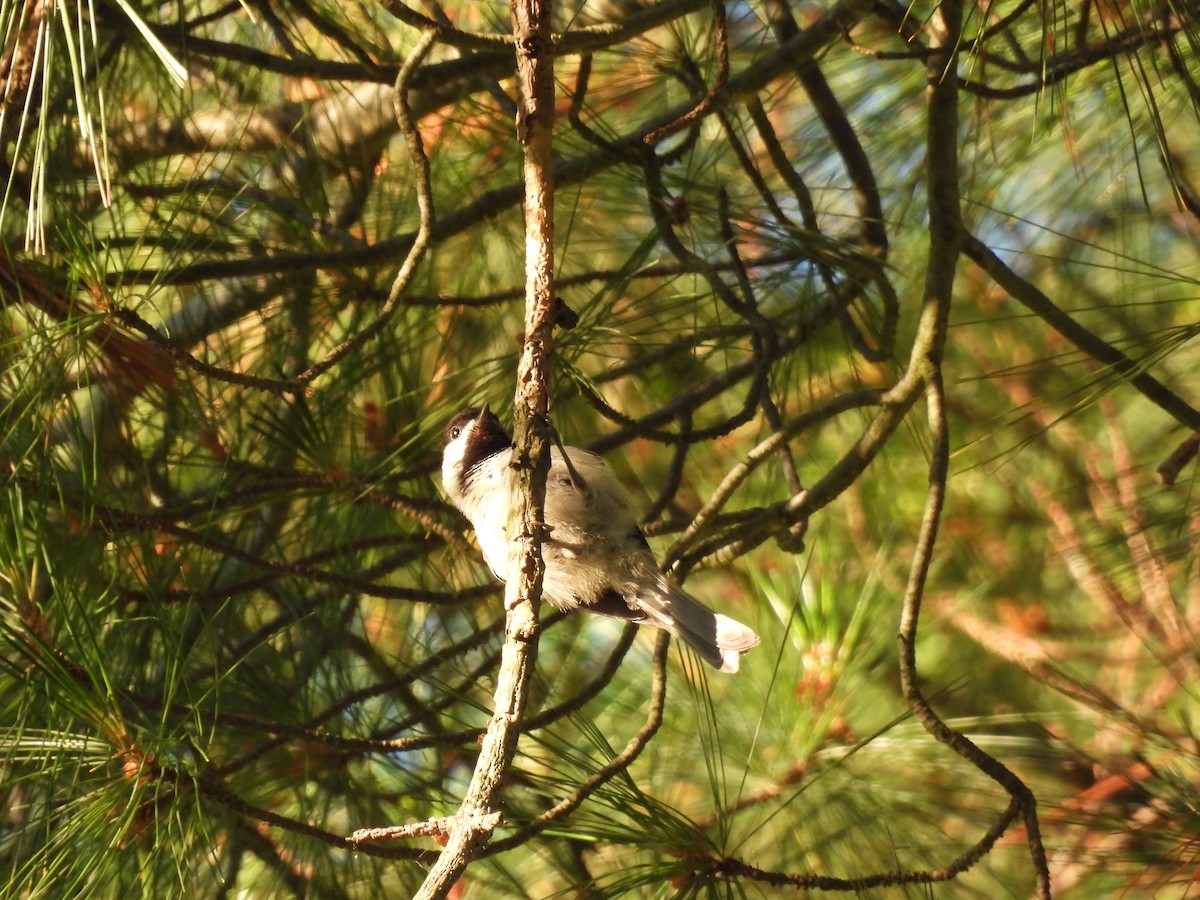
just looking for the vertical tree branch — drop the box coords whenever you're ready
[414,1,557,896]
[896,2,1052,896]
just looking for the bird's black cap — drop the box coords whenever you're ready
[445,405,513,474]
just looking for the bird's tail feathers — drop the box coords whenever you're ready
[635,578,760,673]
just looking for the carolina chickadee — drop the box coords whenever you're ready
[441,405,760,672]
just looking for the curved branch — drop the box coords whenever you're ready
[711,797,1022,889]
[898,2,1052,895]
[482,631,669,854]
[285,31,439,389]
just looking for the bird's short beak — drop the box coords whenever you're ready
[480,402,490,418]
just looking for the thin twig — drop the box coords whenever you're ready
[483,631,670,854]
[643,0,729,146]
[666,389,883,567]
[286,30,440,389]
[963,233,1200,433]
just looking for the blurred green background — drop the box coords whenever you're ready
[1,0,1198,895]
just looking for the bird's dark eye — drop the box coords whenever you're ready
[450,426,463,440]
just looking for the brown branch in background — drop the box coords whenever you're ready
[762,0,896,361]
[0,1,48,116]
[0,256,177,395]
[963,233,1200,434]
[1097,407,1190,644]
[413,0,557,893]
[954,340,1192,718]
[931,595,1069,669]
[642,0,729,146]
[1158,431,1199,486]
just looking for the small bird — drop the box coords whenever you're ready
[441,405,760,672]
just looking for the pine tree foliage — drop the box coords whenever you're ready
[1,0,1198,895]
